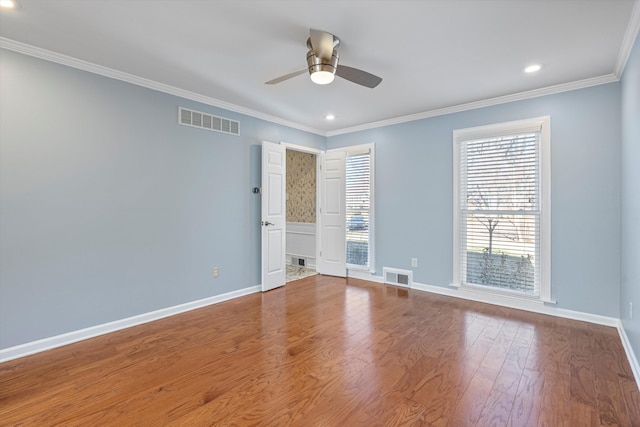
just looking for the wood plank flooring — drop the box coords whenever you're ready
[1,275,639,426]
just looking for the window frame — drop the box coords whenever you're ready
[453,117,551,302]
[345,143,375,273]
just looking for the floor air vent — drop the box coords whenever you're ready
[383,267,413,288]
[290,257,306,267]
[178,107,240,136]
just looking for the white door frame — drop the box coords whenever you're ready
[281,142,323,273]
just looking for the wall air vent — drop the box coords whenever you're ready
[383,267,413,288]
[178,107,240,136]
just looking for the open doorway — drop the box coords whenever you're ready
[285,147,319,282]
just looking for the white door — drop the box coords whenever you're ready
[261,141,286,291]
[317,149,346,277]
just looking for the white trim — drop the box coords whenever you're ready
[452,116,547,141]
[286,222,316,265]
[345,144,373,157]
[410,281,619,327]
[287,257,316,269]
[614,0,640,78]
[618,321,640,390]
[286,231,315,236]
[345,143,376,272]
[346,273,618,327]
[539,117,552,302]
[452,116,551,302]
[281,142,323,154]
[0,285,261,363]
[0,38,324,136]
[341,270,637,391]
[346,265,375,274]
[8,272,633,383]
[281,143,323,274]
[327,75,617,137]
[460,281,557,304]
[347,269,384,283]
[287,252,315,258]
[2,37,629,140]
[452,129,461,286]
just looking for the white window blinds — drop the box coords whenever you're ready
[454,117,550,300]
[346,152,371,268]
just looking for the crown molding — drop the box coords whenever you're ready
[327,74,619,137]
[1,36,629,140]
[0,38,326,137]
[615,0,640,78]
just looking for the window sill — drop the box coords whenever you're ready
[347,265,374,273]
[347,268,377,282]
[450,283,556,305]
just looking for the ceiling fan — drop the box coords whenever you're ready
[265,29,383,88]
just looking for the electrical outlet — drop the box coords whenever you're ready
[411,258,418,268]
[630,302,633,320]
[212,267,219,278]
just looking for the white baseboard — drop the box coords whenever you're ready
[350,271,637,389]
[410,281,619,327]
[287,257,316,269]
[0,285,261,363]
[347,271,620,328]
[617,321,640,390]
[4,276,639,394]
[347,269,384,283]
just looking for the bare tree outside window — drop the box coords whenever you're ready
[461,133,539,293]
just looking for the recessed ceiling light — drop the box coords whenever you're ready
[325,114,335,121]
[0,0,19,9]
[524,64,542,73]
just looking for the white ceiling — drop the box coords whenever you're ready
[1,0,638,135]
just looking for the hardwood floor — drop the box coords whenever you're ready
[1,275,639,426]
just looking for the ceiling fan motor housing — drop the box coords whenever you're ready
[307,49,339,79]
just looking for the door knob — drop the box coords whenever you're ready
[262,221,274,226]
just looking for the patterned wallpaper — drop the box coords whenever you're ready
[287,150,316,223]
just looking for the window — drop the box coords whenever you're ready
[346,144,374,270]
[453,117,550,301]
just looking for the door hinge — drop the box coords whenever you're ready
[320,251,322,257]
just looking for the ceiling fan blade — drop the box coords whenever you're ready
[265,69,307,85]
[336,65,382,88]
[309,29,335,60]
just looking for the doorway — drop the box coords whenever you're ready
[285,147,319,282]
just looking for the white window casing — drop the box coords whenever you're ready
[453,117,551,302]
[345,144,375,272]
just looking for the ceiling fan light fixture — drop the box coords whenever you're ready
[307,49,339,85]
[310,70,335,85]
[266,29,382,88]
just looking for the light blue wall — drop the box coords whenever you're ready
[621,32,640,359]
[0,44,630,351]
[0,49,325,349]
[328,83,622,317]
